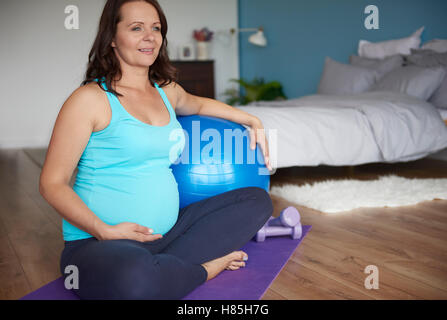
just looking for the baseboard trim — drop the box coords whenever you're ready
[0,139,48,150]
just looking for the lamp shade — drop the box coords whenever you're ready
[249,30,267,47]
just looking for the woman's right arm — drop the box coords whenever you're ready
[39,85,162,242]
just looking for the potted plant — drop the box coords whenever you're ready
[223,77,287,106]
[193,27,214,60]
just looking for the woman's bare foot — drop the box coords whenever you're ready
[201,251,248,281]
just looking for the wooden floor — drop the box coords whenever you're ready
[1,148,447,300]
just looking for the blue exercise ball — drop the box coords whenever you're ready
[171,115,270,209]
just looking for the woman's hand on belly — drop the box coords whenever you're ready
[97,222,163,242]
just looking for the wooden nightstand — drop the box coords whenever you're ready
[171,60,215,99]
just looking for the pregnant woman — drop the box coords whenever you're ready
[39,0,273,299]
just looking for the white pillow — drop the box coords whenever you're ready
[429,68,447,109]
[421,39,447,53]
[349,54,404,79]
[370,66,446,101]
[358,27,424,59]
[317,57,378,95]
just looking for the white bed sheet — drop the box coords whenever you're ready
[235,91,447,169]
[438,108,447,120]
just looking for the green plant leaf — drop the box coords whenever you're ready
[228,77,287,104]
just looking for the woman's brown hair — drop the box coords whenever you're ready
[81,0,178,96]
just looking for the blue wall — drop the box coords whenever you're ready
[238,0,447,99]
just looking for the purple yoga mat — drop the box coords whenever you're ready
[21,225,311,300]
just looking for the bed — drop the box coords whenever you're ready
[236,92,447,168]
[439,108,447,126]
[235,32,447,169]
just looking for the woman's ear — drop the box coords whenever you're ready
[111,38,116,48]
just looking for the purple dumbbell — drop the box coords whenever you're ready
[256,206,302,242]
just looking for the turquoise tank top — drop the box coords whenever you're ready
[63,78,186,241]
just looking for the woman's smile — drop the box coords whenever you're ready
[138,48,155,55]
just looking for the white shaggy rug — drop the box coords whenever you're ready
[270,175,447,214]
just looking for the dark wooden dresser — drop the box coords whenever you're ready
[171,60,215,99]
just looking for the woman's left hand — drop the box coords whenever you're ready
[247,118,273,171]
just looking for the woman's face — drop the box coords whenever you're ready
[112,1,163,70]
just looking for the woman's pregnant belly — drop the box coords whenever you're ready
[72,168,180,238]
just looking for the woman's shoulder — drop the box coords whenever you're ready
[63,81,110,132]
[159,81,182,110]
[72,81,106,99]
[67,82,109,115]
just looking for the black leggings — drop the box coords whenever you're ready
[60,187,273,300]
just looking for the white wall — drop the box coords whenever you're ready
[0,0,239,149]
[159,0,239,102]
